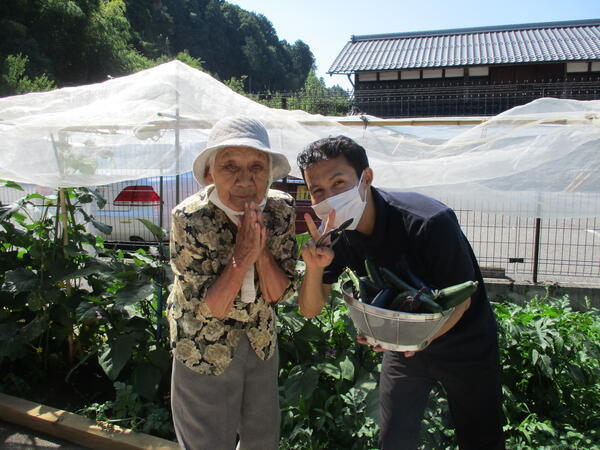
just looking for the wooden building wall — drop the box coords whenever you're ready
[353,62,600,117]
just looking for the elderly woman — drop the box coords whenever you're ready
[167,117,297,450]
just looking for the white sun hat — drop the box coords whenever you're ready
[192,116,291,186]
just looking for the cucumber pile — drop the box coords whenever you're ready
[345,259,478,313]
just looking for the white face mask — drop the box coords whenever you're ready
[311,171,367,230]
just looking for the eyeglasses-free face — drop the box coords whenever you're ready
[205,146,270,211]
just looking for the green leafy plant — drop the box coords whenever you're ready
[0,182,172,419]
[276,279,600,449]
[495,293,600,448]
[277,274,381,450]
[79,381,173,438]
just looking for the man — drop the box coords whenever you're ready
[296,136,505,449]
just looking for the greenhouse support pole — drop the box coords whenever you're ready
[175,113,180,205]
[58,188,71,292]
[52,134,77,362]
[175,95,181,205]
[59,187,76,363]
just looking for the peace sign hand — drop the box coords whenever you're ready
[301,210,336,270]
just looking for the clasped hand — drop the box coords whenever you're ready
[232,202,267,269]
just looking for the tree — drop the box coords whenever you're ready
[0,54,55,96]
[287,40,315,91]
[0,0,316,96]
[287,70,351,116]
[83,0,153,77]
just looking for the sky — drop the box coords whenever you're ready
[230,0,600,90]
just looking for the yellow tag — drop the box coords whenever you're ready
[296,185,311,201]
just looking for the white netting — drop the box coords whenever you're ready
[0,60,598,218]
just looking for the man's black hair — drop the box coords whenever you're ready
[296,135,369,179]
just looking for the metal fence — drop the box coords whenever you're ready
[452,209,599,285]
[90,174,599,286]
[2,175,597,284]
[253,77,600,118]
[353,78,600,117]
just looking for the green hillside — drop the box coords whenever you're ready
[0,0,315,95]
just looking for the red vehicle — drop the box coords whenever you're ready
[90,173,318,243]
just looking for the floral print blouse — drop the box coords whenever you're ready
[167,185,297,376]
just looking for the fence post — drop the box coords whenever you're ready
[159,175,164,230]
[533,217,541,284]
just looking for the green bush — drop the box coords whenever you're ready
[1,53,55,96]
[0,182,173,437]
[276,286,600,449]
[496,294,600,448]
[277,273,380,450]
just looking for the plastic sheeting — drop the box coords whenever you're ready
[0,60,598,218]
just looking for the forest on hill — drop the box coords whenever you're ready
[0,0,318,96]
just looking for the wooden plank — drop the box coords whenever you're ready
[0,392,178,450]
[44,114,596,133]
[336,119,486,126]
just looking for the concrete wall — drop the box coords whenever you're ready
[485,279,600,310]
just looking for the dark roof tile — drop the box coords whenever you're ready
[328,19,600,74]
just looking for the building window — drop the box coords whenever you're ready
[445,68,464,78]
[379,71,399,81]
[358,71,377,81]
[592,62,600,72]
[567,62,589,73]
[469,66,489,77]
[423,69,443,79]
[401,70,420,80]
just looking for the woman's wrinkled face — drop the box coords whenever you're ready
[206,146,270,211]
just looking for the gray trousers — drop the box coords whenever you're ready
[171,334,280,450]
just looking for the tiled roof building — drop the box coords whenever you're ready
[329,19,600,117]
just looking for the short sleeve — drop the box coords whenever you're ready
[417,209,476,290]
[169,210,219,312]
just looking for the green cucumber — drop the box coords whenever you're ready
[358,277,380,304]
[359,277,380,295]
[365,259,385,289]
[344,268,361,296]
[433,280,478,309]
[417,293,443,313]
[380,267,417,294]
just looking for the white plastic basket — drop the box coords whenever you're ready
[342,282,455,351]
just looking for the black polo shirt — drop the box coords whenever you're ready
[323,187,498,358]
